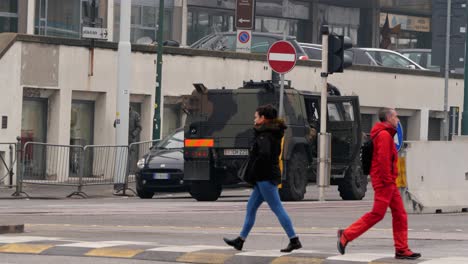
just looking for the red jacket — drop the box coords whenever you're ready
[369,122,398,189]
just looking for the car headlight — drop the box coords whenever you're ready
[137,158,145,169]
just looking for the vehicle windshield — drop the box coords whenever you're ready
[366,51,415,69]
[156,130,184,149]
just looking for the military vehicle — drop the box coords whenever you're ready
[183,80,367,201]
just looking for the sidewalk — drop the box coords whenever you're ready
[0,183,134,199]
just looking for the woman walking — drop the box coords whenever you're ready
[223,104,302,252]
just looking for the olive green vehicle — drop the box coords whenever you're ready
[183,81,367,201]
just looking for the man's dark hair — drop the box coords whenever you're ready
[256,104,278,120]
[378,107,393,122]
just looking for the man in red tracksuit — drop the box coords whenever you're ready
[337,108,421,260]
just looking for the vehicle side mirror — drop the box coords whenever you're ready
[407,65,416,70]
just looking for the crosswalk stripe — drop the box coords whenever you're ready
[327,253,393,261]
[418,257,468,264]
[236,249,291,257]
[0,235,61,244]
[58,240,156,248]
[85,248,144,258]
[271,256,324,264]
[0,243,54,254]
[177,252,234,264]
[147,245,230,253]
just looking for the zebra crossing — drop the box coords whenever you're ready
[0,235,466,263]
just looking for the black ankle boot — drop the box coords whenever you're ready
[280,237,302,252]
[223,236,244,250]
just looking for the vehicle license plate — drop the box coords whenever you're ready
[224,149,249,156]
[153,173,170,180]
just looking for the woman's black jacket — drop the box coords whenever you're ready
[247,119,287,185]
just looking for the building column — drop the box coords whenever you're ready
[310,0,320,44]
[107,0,114,41]
[371,1,380,48]
[419,108,430,140]
[172,0,186,46]
[27,0,35,34]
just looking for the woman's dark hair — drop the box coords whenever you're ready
[256,104,278,120]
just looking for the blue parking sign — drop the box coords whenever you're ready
[394,122,404,152]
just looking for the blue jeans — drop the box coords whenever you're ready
[240,181,297,239]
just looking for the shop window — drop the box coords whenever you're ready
[0,0,18,33]
[114,0,174,43]
[187,8,233,45]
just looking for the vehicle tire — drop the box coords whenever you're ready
[338,164,367,200]
[279,150,308,201]
[137,188,154,199]
[189,180,222,201]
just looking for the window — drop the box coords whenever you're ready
[187,8,233,45]
[35,0,86,39]
[0,0,18,33]
[342,102,354,121]
[367,51,414,69]
[304,98,319,123]
[360,114,373,134]
[158,130,184,149]
[327,103,342,121]
[114,1,174,44]
[402,52,422,64]
[303,47,322,60]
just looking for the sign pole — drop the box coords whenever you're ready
[279,73,285,117]
[463,1,468,135]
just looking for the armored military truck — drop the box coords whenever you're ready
[183,81,367,201]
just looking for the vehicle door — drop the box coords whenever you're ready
[327,96,362,164]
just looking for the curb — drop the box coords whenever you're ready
[0,224,24,234]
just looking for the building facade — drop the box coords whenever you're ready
[2,0,434,49]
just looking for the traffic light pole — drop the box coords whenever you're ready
[318,26,331,202]
[153,0,164,140]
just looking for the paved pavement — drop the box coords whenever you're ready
[0,234,467,264]
[0,184,467,264]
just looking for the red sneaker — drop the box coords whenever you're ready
[395,249,422,260]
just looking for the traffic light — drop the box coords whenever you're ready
[328,33,344,74]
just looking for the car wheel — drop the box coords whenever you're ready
[137,188,154,199]
[189,180,222,201]
[338,164,367,200]
[279,150,308,201]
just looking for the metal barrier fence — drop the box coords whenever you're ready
[0,142,17,188]
[12,139,160,198]
[120,140,160,196]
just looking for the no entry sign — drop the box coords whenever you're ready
[267,41,297,74]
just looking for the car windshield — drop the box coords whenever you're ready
[302,46,322,60]
[367,51,415,69]
[157,130,184,149]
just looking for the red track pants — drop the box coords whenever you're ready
[343,184,409,251]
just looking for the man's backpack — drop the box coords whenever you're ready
[360,132,381,175]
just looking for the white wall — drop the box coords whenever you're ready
[403,141,468,213]
[0,42,22,184]
[1,40,466,148]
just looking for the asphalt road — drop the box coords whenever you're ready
[0,184,467,264]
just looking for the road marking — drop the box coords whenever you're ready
[327,253,392,261]
[147,245,230,253]
[85,247,144,258]
[177,252,234,264]
[0,236,60,244]
[0,243,54,254]
[418,257,468,264]
[236,249,291,257]
[272,256,323,264]
[58,241,156,248]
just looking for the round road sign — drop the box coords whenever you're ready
[238,31,250,44]
[267,40,297,74]
[394,122,404,152]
